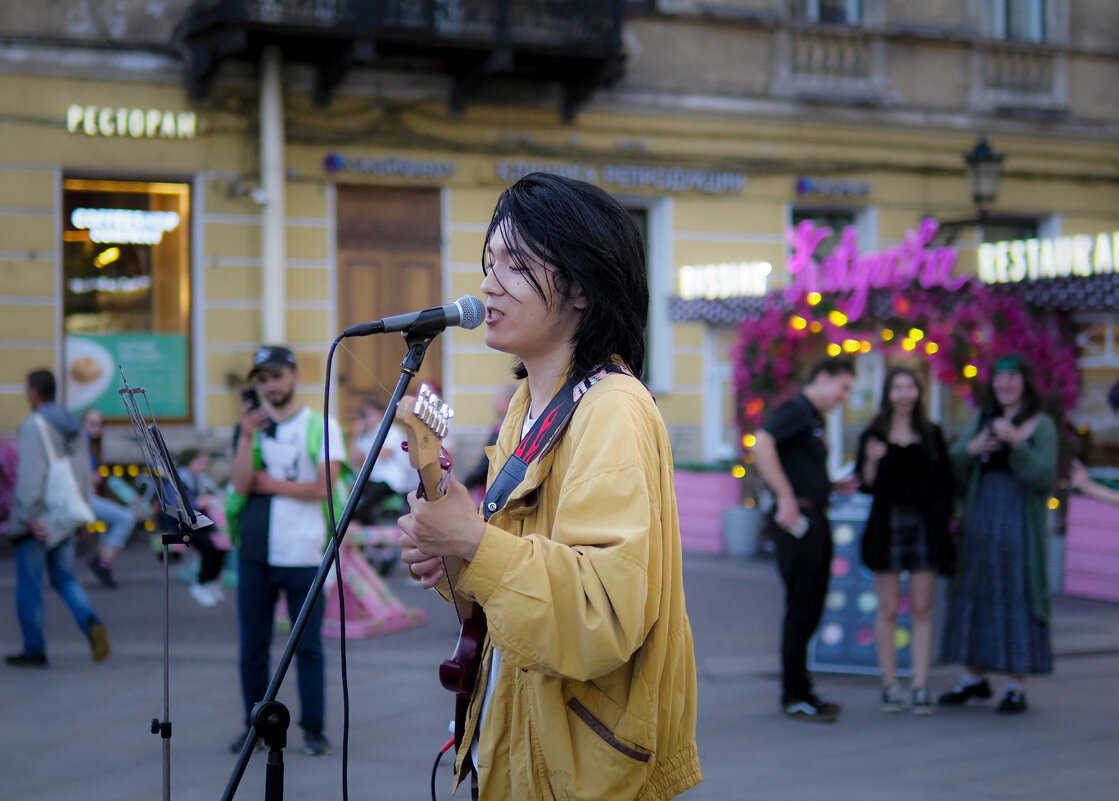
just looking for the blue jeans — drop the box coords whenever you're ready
[90,495,135,549]
[237,561,325,733]
[14,537,101,656]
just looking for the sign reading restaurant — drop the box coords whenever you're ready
[497,161,746,194]
[978,230,1118,284]
[66,104,196,139]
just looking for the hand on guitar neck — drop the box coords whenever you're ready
[396,386,486,589]
[396,385,490,712]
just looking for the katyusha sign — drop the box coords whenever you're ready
[66,105,196,139]
[785,218,965,321]
[978,231,1118,284]
[497,161,746,194]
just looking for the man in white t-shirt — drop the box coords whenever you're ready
[228,345,345,757]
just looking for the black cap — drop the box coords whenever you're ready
[249,345,297,378]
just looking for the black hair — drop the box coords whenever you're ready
[26,369,56,402]
[483,172,648,380]
[1108,380,1119,413]
[807,356,855,383]
[979,354,1043,426]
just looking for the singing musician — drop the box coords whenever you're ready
[398,173,702,801]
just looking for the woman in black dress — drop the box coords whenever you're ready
[856,367,954,715]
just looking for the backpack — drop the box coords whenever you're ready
[224,410,353,547]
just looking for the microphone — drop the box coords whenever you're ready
[341,295,485,338]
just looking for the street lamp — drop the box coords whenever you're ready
[964,137,1005,211]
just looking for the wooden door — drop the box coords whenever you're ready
[336,187,442,427]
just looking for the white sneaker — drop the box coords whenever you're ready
[190,582,219,607]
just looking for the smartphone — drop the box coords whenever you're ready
[240,386,261,410]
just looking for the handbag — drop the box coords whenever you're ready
[31,414,96,548]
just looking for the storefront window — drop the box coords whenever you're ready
[62,178,192,421]
[791,207,858,257]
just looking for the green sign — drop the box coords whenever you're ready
[65,333,189,418]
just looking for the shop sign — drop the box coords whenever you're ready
[978,231,1117,284]
[497,161,746,194]
[322,153,455,179]
[785,218,965,321]
[66,333,188,417]
[678,262,771,300]
[66,105,196,139]
[71,208,181,245]
[795,176,870,198]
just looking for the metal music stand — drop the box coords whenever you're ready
[118,366,214,801]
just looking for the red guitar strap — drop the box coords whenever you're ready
[481,363,625,520]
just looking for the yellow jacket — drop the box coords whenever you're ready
[452,372,702,801]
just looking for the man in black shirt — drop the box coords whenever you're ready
[754,357,857,722]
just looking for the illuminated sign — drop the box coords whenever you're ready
[795,176,870,198]
[71,208,181,245]
[497,161,746,194]
[68,276,152,294]
[978,231,1117,284]
[66,105,197,139]
[678,262,772,299]
[786,218,965,321]
[323,153,455,178]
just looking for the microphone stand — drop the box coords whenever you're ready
[221,325,440,801]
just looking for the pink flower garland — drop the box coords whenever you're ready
[732,280,1080,435]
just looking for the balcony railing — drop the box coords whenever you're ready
[176,0,625,116]
[968,43,1066,116]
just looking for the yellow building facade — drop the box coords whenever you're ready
[1,51,1117,466]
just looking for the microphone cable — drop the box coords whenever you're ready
[322,334,352,801]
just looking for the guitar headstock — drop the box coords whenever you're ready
[398,384,454,499]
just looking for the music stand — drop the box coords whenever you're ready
[118,366,214,801]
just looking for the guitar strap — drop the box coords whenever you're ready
[448,362,627,759]
[480,362,625,521]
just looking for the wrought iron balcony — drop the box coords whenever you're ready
[175,0,626,118]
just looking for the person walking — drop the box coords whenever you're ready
[753,356,858,723]
[938,354,1057,714]
[227,345,345,756]
[82,409,138,589]
[399,173,702,801]
[5,369,110,667]
[855,367,955,715]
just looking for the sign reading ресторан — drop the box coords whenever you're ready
[497,161,746,194]
[978,231,1118,284]
[66,105,197,139]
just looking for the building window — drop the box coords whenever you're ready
[62,178,192,421]
[790,0,862,26]
[791,206,860,257]
[983,0,1046,43]
[979,218,1040,244]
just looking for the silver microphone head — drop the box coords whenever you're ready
[454,295,486,330]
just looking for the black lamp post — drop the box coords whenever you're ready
[964,136,1005,212]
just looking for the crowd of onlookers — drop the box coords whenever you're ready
[756,356,1119,722]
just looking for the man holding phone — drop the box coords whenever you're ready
[227,345,345,756]
[753,357,858,723]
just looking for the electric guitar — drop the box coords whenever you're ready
[398,384,488,748]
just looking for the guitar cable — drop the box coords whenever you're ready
[431,735,456,801]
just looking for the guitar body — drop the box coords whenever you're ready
[439,602,487,696]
